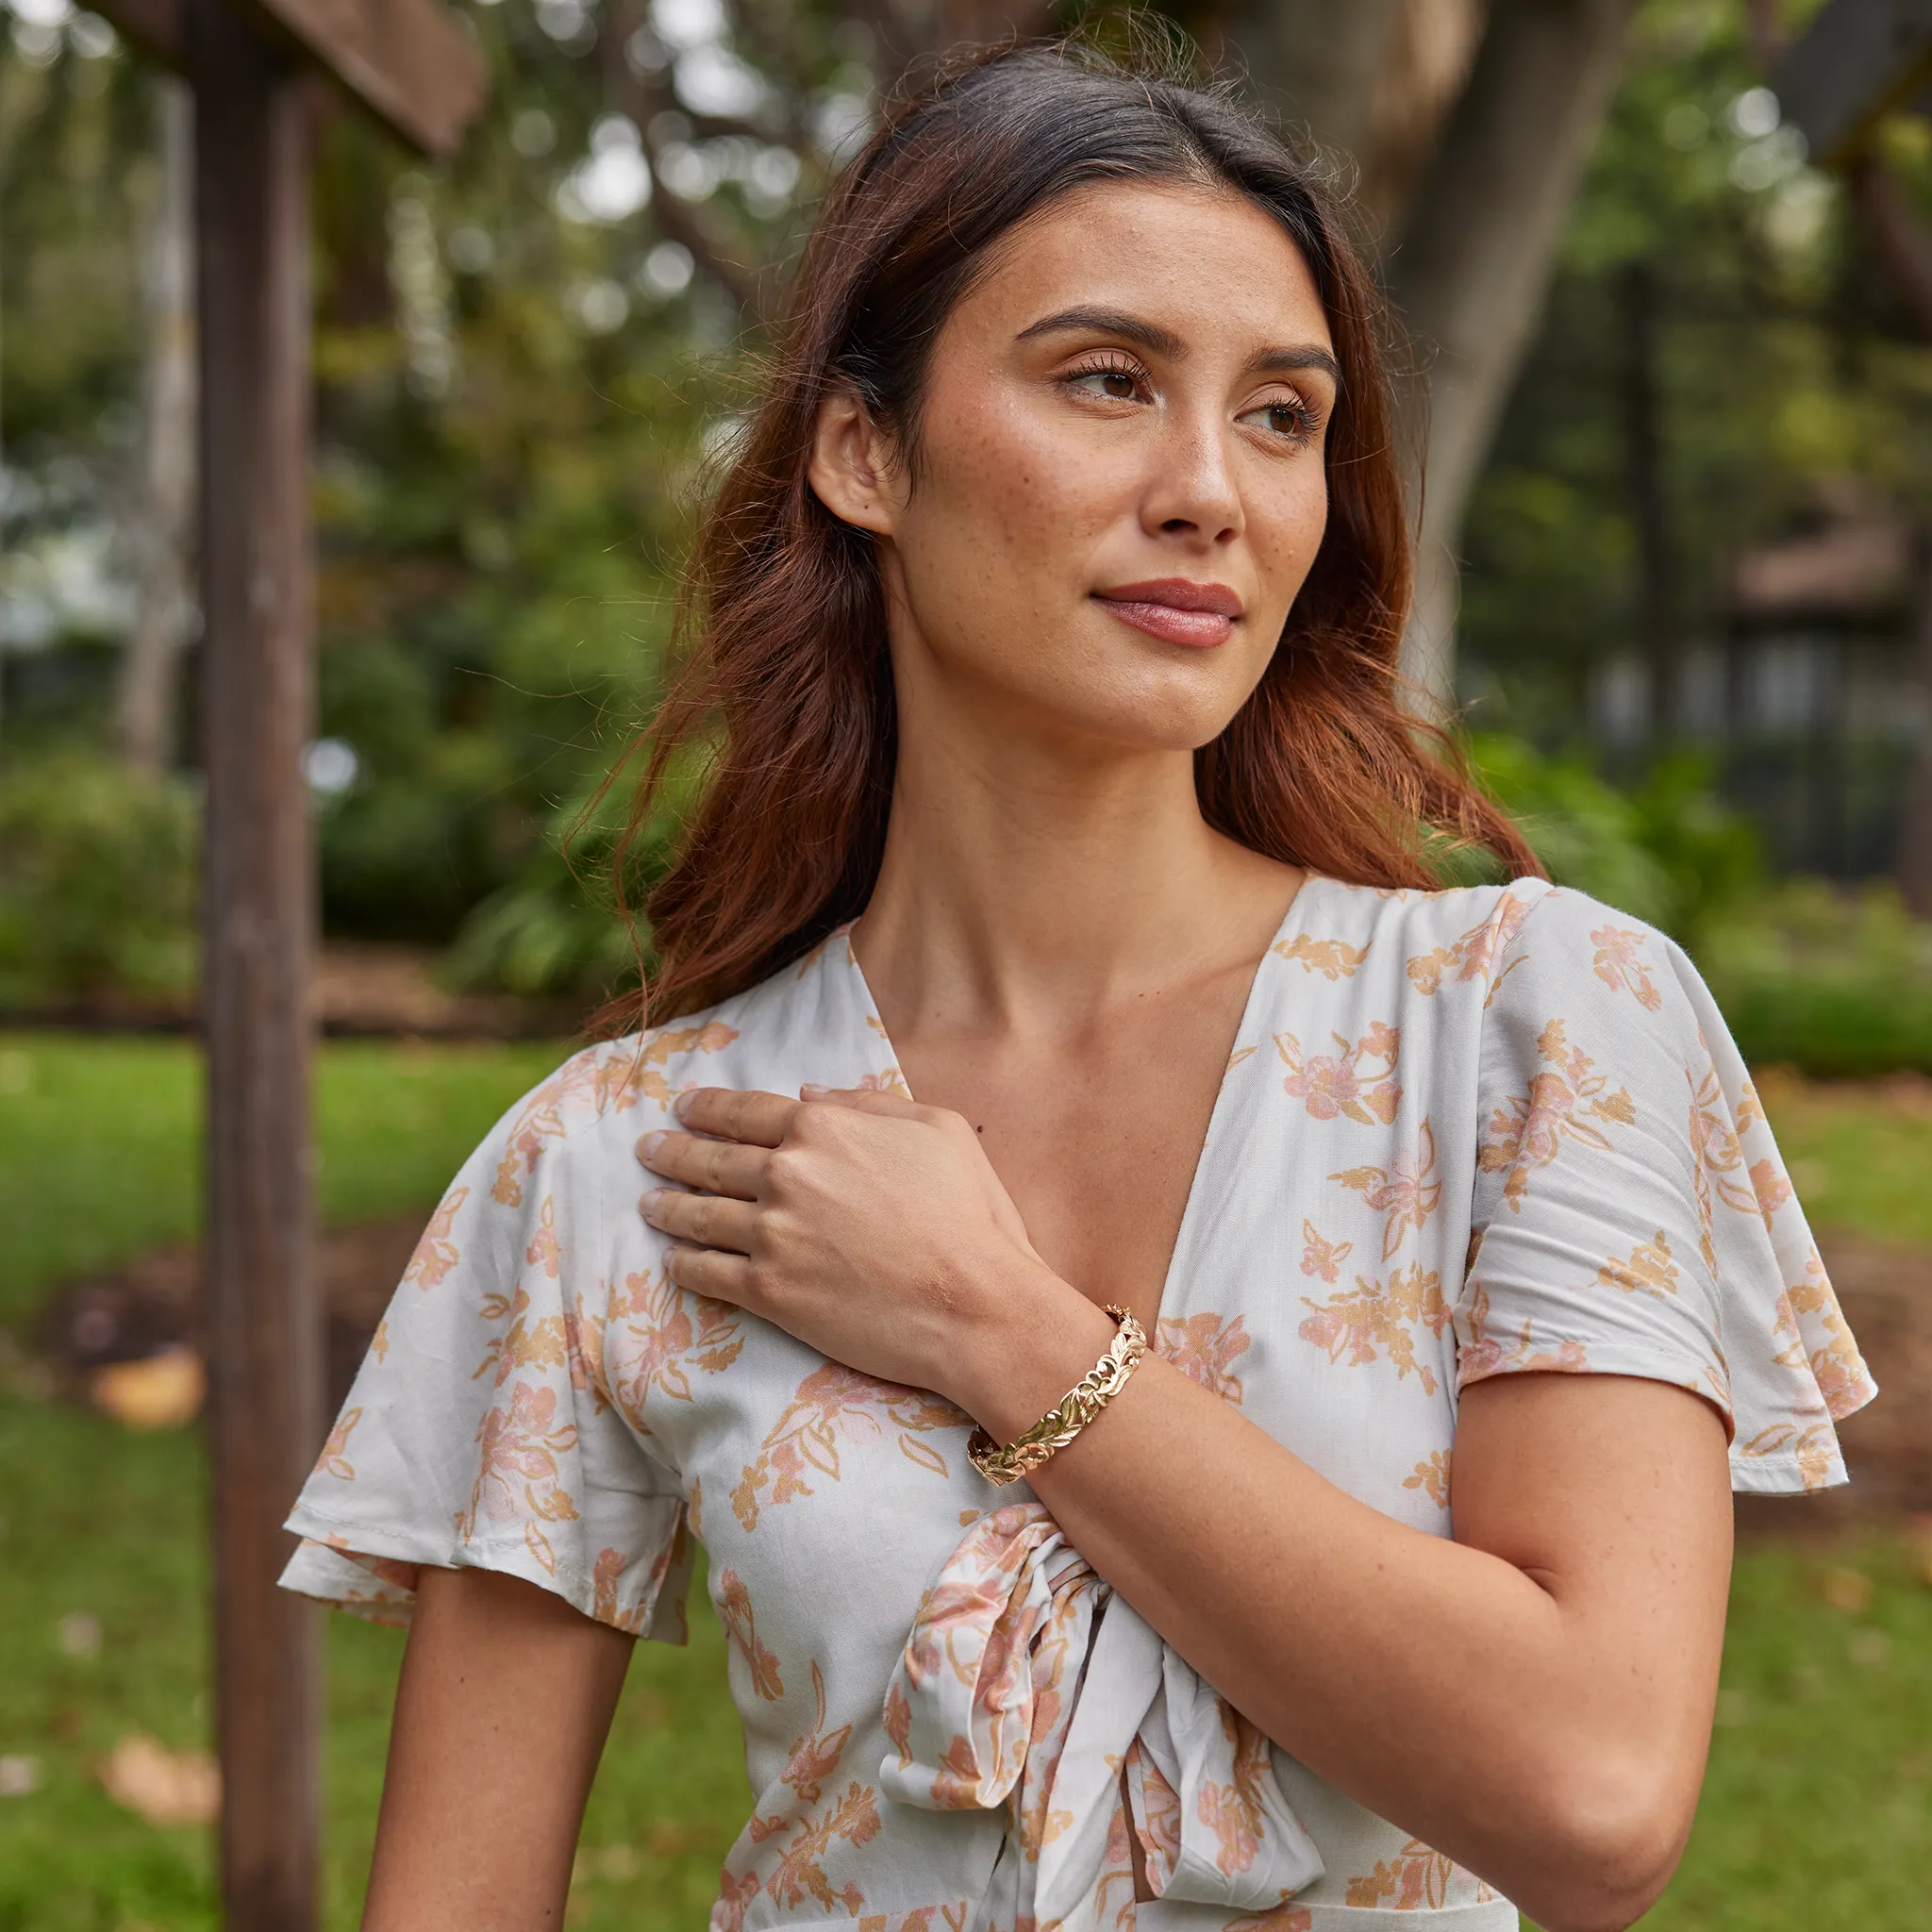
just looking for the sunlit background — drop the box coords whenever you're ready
[1,2,1929,1926]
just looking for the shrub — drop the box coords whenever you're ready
[1694,881,1932,1079]
[0,750,198,1008]
[1466,733,1764,942]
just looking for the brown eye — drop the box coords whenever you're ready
[1066,358,1148,404]
[1239,395,1319,443]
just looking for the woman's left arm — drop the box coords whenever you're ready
[641,1087,1732,1932]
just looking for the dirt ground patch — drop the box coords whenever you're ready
[39,1221,1932,1529]
[42,1216,421,1419]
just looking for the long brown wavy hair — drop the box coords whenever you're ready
[602,38,1540,1029]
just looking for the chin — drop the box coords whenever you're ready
[1041,685,1246,757]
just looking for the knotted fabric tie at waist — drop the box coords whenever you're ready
[880,1502,1324,1932]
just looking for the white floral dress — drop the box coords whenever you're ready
[282,877,1874,1932]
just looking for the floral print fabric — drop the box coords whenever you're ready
[280,877,1873,1931]
[883,1502,1323,1930]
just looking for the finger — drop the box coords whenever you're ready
[664,1243,756,1307]
[642,1188,758,1255]
[674,1087,798,1148]
[637,1130,769,1201]
[799,1084,922,1117]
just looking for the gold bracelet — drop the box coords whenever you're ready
[966,1305,1148,1487]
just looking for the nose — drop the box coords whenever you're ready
[1141,406,1243,548]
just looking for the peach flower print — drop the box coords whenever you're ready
[369,1317,390,1365]
[779,1660,852,1805]
[458,1381,579,1573]
[1457,1283,1591,1383]
[1299,1220,1353,1284]
[1477,1019,1636,1211]
[1194,1707,1279,1880]
[711,1866,761,1932]
[491,1023,738,1207]
[717,1567,785,1700]
[525,1195,560,1279]
[767,1782,882,1915]
[403,1185,468,1291]
[1737,1420,1838,1492]
[591,1545,652,1635]
[314,1407,361,1481]
[1591,924,1663,1010]
[1274,1022,1401,1126]
[1404,1449,1451,1510]
[1346,1838,1490,1909]
[473,1282,568,1390]
[1272,932,1369,980]
[1223,1911,1312,1932]
[1596,1231,1679,1300]
[1781,1245,1875,1419]
[1299,1264,1450,1393]
[608,1265,744,1415]
[1157,1312,1252,1406]
[732,1362,963,1530]
[1331,1118,1441,1259]
[1685,1049,1790,1268]
[1404,893,1528,999]
[560,1302,614,1414]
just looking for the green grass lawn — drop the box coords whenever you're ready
[0,1032,1927,1927]
[0,1033,564,1335]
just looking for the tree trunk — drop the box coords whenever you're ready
[117,77,197,774]
[1387,0,1637,706]
[1222,0,1485,239]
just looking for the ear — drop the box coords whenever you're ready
[806,387,903,538]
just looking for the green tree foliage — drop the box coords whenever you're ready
[1458,0,1932,741]
[0,748,195,1007]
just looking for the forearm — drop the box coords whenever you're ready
[962,1280,1729,1927]
[364,1567,635,1931]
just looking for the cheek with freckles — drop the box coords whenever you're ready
[887,413,1290,744]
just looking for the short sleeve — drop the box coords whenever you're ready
[1455,884,1876,1493]
[278,1052,694,1637]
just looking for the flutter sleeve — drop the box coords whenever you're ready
[1455,884,1876,1493]
[278,1050,693,1635]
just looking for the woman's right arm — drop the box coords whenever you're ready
[362,1566,636,1932]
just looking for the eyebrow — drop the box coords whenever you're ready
[1013,306,1342,390]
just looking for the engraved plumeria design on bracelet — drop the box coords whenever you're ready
[965,1306,1149,1486]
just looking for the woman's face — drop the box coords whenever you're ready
[809,178,1338,758]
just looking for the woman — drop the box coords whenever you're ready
[283,42,1874,1932]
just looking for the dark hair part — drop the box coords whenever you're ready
[600,37,1540,1028]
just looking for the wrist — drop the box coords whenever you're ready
[945,1255,1122,1443]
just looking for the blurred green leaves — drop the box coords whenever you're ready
[0,748,196,1008]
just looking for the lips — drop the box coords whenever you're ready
[1091,578,1243,649]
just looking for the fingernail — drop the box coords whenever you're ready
[641,1188,665,1217]
[639,1131,665,1159]
[673,1090,695,1119]
[800,1082,827,1098]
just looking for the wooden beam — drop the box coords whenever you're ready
[1772,0,1932,166]
[92,0,486,158]
[187,0,323,1925]
[254,0,488,158]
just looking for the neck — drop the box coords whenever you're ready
[854,687,1298,1036]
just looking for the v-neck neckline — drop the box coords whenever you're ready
[833,872,1329,1332]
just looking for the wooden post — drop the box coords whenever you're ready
[188,0,322,1923]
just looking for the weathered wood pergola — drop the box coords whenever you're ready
[88,5,486,1925]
